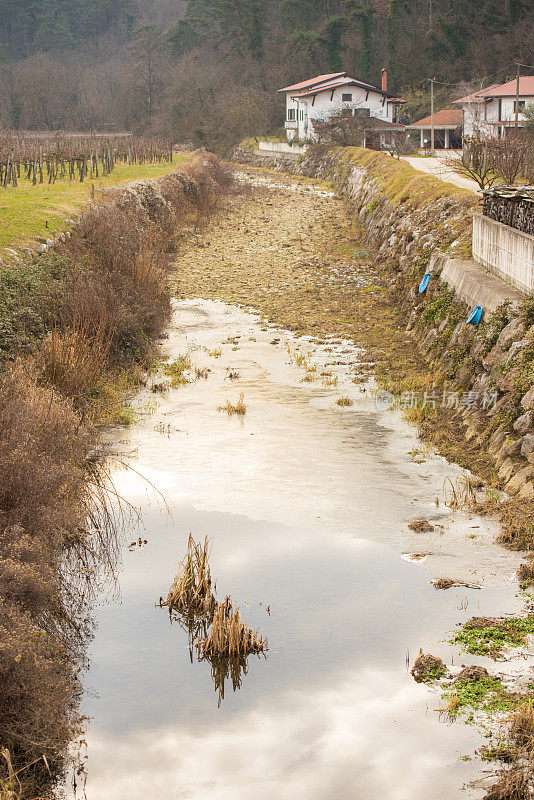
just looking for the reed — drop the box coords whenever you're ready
[162,535,216,618]
[197,597,268,660]
[218,393,247,416]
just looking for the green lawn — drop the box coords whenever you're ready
[0,155,187,253]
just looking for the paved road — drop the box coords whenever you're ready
[401,155,480,194]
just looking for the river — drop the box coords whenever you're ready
[74,286,525,800]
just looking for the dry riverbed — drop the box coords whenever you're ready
[173,167,428,387]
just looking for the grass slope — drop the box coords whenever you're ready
[0,156,187,252]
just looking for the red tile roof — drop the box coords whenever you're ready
[281,73,404,101]
[454,77,534,103]
[408,109,463,128]
[278,73,347,93]
[296,77,370,97]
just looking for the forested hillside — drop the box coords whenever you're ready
[0,0,532,150]
[0,0,132,56]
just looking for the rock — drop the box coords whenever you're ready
[498,458,515,484]
[503,341,525,365]
[503,438,523,458]
[488,394,509,417]
[514,411,533,436]
[521,434,534,459]
[482,345,502,371]
[489,430,506,455]
[457,364,474,389]
[505,466,534,496]
[453,665,490,684]
[497,367,520,393]
[518,482,534,500]
[406,310,418,332]
[497,317,525,350]
[422,328,438,351]
[521,387,534,411]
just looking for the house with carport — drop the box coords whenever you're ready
[407,109,463,150]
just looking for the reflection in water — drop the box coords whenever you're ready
[159,534,268,705]
[173,606,258,706]
[203,653,252,705]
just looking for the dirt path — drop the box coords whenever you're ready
[173,167,426,386]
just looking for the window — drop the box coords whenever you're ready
[342,93,353,102]
[287,108,295,121]
[514,100,526,114]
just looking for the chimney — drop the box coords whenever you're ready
[381,68,388,93]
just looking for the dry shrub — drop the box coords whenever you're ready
[0,363,93,548]
[59,207,170,368]
[0,604,81,798]
[484,765,531,800]
[40,325,110,402]
[0,364,96,796]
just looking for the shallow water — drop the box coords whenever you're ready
[77,299,527,800]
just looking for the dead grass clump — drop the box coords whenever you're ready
[475,498,534,552]
[483,765,531,800]
[408,519,435,533]
[518,558,534,588]
[162,535,216,618]
[197,597,268,660]
[411,649,447,683]
[218,393,247,415]
[510,703,534,748]
[336,397,354,406]
[433,578,456,590]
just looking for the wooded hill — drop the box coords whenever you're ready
[0,0,532,150]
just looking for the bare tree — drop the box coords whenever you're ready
[444,138,500,190]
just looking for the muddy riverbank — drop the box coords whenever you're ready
[77,169,534,798]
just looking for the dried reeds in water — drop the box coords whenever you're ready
[218,393,246,415]
[162,535,216,618]
[197,597,268,660]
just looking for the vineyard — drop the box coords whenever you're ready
[0,132,173,187]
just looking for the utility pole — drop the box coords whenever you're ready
[430,78,435,155]
[514,61,520,135]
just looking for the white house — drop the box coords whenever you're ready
[454,76,534,138]
[279,70,405,142]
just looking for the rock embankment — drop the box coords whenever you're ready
[233,146,534,499]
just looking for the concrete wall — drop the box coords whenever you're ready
[472,212,534,295]
[258,141,308,155]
